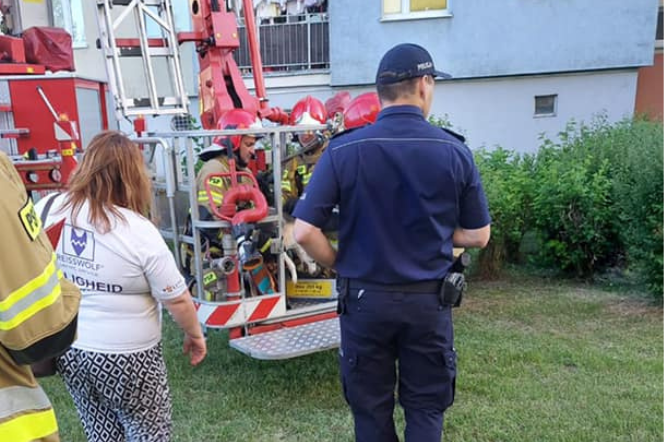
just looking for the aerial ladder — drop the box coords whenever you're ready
[95,0,340,360]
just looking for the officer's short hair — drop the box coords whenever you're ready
[376,77,420,103]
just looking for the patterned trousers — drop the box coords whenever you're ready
[57,343,172,442]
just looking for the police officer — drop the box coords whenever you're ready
[292,43,491,442]
[0,151,81,442]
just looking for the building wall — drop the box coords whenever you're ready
[70,0,105,81]
[635,52,663,119]
[15,0,50,28]
[258,71,638,154]
[429,70,638,152]
[136,70,637,154]
[329,0,660,86]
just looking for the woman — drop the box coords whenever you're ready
[36,131,206,442]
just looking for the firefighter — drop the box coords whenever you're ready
[342,92,381,131]
[183,109,274,297]
[281,95,328,212]
[325,90,352,127]
[0,151,81,442]
[282,93,382,212]
[182,108,264,263]
[281,94,382,279]
[196,109,264,219]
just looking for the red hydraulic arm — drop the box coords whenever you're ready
[179,0,288,128]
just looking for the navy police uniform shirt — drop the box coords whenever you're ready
[293,105,491,284]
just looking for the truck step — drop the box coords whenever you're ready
[229,318,340,360]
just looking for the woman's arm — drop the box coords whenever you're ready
[163,291,207,366]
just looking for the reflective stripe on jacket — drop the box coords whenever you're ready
[0,385,58,442]
[0,152,80,442]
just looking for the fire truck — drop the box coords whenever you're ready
[0,26,108,195]
[92,0,341,360]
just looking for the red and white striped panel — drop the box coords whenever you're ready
[194,295,286,328]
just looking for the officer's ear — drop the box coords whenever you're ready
[417,75,429,100]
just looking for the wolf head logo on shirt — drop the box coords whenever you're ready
[63,225,95,261]
[70,229,87,256]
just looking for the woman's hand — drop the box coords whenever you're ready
[183,333,207,366]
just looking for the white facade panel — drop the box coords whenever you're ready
[433,70,639,153]
[123,70,638,156]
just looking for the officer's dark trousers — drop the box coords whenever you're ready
[339,287,456,442]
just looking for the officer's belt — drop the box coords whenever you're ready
[346,278,443,294]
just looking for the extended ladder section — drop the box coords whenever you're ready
[95,0,189,118]
[0,80,22,156]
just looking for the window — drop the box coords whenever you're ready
[51,0,86,48]
[534,94,557,117]
[382,0,451,21]
[656,7,663,48]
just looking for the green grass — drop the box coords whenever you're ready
[41,276,663,441]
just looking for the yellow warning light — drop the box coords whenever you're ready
[59,113,69,121]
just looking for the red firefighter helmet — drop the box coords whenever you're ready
[290,96,326,126]
[325,91,352,119]
[200,109,263,161]
[343,92,381,130]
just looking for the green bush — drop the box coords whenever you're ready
[531,143,618,276]
[532,117,662,297]
[430,113,663,298]
[599,117,663,298]
[473,147,534,278]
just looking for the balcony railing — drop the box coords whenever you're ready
[234,13,330,75]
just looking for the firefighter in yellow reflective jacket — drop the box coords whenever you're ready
[281,93,381,213]
[0,152,81,442]
[182,109,276,297]
[196,109,263,221]
[281,96,329,213]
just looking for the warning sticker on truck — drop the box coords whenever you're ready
[286,279,336,299]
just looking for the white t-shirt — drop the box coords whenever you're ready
[35,194,186,354]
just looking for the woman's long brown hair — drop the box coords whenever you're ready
[63,131,152,233]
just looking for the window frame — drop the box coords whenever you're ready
[655,6,663,50]
[534,94,558,118]
[51,0,87,49]
[381,0,452,22]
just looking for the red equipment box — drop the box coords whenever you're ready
[22,27,75,73]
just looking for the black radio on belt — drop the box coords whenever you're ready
[439,272,466,307]
[439,252,471,308]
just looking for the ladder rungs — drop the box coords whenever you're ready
[122,107,190,117]
[111,0,165,5]
[117,47,175,57]
[124,97,184,108]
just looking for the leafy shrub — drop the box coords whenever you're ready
[430,113,663,298]
[531,141,618,276]
[598,117,663,298]
[533,117,662,297]
[473,147,534,278]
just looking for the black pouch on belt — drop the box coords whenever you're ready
[439,272,466,308]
